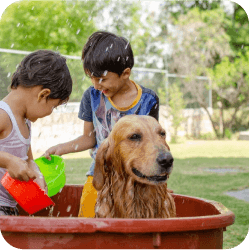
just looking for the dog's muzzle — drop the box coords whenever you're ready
[132,152,174,184]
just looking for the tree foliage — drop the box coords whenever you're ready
[0,1,101,54]
[167,83,186,143]
[0,0,104,100]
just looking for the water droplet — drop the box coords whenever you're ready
[57,211,60,217]
[106,47,108,52]
[126,56,129,61]
[48,206,54,217]
[75,144,79,150]
[125,42,129,49]
[110,44,113,49]
[117,57,120,61]
[11,44,14,48]
[103,70,108,76]
[76,29,81,35]
[66,205,71,212]
[99,78,103,84]
[7,72,11,78]
[17,23,20,27]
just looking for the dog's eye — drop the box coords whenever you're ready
[160,131,166,137]
[129,133,142,141]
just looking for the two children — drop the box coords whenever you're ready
[44,31,160,217]
[0,31,159,217]
[0,50,72,216]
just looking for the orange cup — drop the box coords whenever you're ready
[1,172,55,214]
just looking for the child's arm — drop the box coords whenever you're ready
[0,111,37,181]
[44,121,96,159]
[0,151,37,181]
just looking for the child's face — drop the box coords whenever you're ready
[25,87,63,122]
[28,98,62,122]
[90,70,128,98]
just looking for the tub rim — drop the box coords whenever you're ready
[0,193,235,234]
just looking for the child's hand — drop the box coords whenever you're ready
[6,156,37,181]
[44,145,62,160]
[28,160,48,194]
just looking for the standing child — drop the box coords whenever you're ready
[0,50,73,216]
[44,31,159,217]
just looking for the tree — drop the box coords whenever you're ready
[167,7,234,138]
[167,83,186,143]
[0,0,104,100]
[209,49,249,136]
[225,2,249,51]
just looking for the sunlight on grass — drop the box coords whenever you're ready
[170,140,249,158]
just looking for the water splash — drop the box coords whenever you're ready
[48,206,54,217]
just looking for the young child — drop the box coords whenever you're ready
[44,31,159,217]
[0,50,73,216]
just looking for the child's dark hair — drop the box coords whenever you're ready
[11,50,72,103]
[82,31,134,77]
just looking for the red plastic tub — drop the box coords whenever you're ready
[0,185,235,249]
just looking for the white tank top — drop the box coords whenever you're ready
[0,101,31,207]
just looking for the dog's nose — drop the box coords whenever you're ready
[156,152,174,169]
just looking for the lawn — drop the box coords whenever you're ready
[56,140,249,249]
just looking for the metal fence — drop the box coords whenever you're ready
[0,48,212,108]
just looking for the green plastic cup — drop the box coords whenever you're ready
[34,155,66,197]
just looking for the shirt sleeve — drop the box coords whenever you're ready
[78,87,93,122]
[148,94,159,121]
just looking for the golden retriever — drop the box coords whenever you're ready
[93,115,176,218]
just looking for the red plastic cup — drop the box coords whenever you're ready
[1,172,55,215]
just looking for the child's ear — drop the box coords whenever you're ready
[121,68,131,79]
[37,88,51,102]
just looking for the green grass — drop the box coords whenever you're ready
[60,140,249,249]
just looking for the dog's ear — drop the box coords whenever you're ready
[93,138,110,191]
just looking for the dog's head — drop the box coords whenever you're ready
[93,115,174,190]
